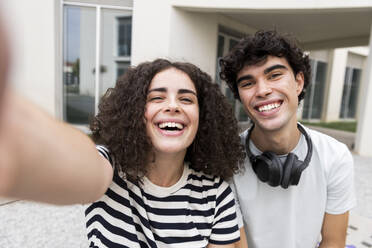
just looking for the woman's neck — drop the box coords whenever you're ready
[145,150,186,187]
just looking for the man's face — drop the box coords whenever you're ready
[236,56,304,134]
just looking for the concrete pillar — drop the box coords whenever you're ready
[322,49,347,122]
[132,0,219,77]
[355,23,372,157]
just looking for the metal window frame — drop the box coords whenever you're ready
[60,1,132,123]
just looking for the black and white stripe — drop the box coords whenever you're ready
[86,145,240,247]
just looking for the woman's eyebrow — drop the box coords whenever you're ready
[148,87,166,93]
[178,89,196,95]
[263,64,287,74]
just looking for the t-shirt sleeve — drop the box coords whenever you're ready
[325,144,356,214]
[209,179,240,245]
[96,145,114,168]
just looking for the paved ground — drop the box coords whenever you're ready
[0,126,371,247]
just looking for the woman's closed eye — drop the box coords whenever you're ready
[147,96,164,102]
[180,97,194,104]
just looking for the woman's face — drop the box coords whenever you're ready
[145,68,199,156]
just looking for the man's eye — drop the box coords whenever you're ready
[240,81,254,88]
[270,73,282,79]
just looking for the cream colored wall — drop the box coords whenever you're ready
[168,10,218,77]
[131,0,173,65]
[355,26,372,156]
[321,49,348,122]
[132,0,255,78]
[1,0,59,116]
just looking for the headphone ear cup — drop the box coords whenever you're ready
[255,151,283,187]
[281,153,295,189]
[290,154,303,186]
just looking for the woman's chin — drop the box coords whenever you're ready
[153,145,189,156]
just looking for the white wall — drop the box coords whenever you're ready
[132,0,220,76]
[320,49,347,122]
[131,0,173,65]
[1,0,59,116]
[355,25,372,156]
[169,9,218,77]
[132,0,255,78]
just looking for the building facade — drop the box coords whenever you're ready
[2,0,372,156]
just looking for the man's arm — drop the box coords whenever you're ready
[0,91,113,204]
[318,212,349,248]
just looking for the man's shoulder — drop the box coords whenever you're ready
[304,126,349,151]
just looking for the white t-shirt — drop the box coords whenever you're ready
[231,126,356,248]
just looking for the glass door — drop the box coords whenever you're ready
[62,2,132,125]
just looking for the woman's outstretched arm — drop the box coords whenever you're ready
[0,90,113,205]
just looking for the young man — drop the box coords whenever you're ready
[220,30,356,248]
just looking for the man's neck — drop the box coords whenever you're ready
[250,122,301,155]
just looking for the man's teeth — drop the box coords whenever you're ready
[158,122,184,129]
[258,103,281,112]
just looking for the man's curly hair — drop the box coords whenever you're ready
[90,59,245,183]
[219,30,311,102]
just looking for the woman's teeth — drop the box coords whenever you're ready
[158,122,184,130]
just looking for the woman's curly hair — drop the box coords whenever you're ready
[219,30,311,103]
[90,59,245,183]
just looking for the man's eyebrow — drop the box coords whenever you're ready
[263,64,287,74]
[148,87,166,93]
[178,89,196,95]
[236,75,254,84]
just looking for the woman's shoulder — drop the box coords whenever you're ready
[186,164,227,190]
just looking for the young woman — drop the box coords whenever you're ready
[0,59,246,247]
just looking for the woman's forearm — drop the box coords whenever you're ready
[0,91,113,204]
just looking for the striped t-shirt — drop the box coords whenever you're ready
[85,145,240,248]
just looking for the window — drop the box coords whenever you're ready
[117,17,131,57]
[62,2,132,125]
[302,60,327,120]
[340,67,361,119]
[216,32,249,122]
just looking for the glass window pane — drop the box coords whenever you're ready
[63,6,96,124]
[225,88,236,113]
[302,60,316,119]
[217,35,225,58]
[310,61,327,119]
[340,67,352,118]
[215,35,225,84]
[229,39,238,51]
[348,68,361,118]
[99,8,132,97]
[238,102,249,122]
[116,62,130,79]
[117,16,132,56]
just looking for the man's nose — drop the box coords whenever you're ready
[256,80,272,97]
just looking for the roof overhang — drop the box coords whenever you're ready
[172,0,372,50]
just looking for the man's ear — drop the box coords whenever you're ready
[295,72,305,96]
